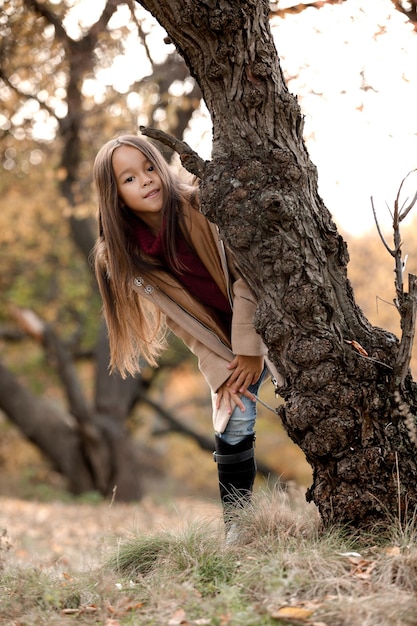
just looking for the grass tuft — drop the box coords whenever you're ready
[3,487,417,624]
[109,531,174,576]
[107,519,236,597]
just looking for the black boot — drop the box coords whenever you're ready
[213,434,257,521]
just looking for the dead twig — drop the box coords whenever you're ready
[393,170,417,308]
[372,170,417,390]
[392,274,417,389]
[372,169,417,311]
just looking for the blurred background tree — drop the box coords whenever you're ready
[0,0,214,500]
[0,0,305,501]
[0,0,415,503]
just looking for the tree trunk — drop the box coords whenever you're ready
[5,307,145,500]
[93,322,145,500]
[137,0,417,527]
[0,360,94,494]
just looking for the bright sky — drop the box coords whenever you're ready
[271,0,417,236]
[59,0,417,237]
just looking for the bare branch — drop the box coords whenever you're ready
[269,0,348,18]
[23,0,68,41]
[140,125,207,178]
[10,307,113,492]
[127,0,155,68]
[0,69,57,120]
[372,171,417,311]
[385,199,394,221]
[393,229,404,308]
[397,169,417,222]
[89,0,124,41]
[392,170,417,306]
[10,306,91,423]
[376,295,396,314]
[371,196,394,256]
[0,358,95,493]
[24,0,121,44]
[392,274,417,390]
[2,0,123,123]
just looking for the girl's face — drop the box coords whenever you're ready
[112,145,164,233]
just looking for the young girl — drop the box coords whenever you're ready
[93,134,279,521]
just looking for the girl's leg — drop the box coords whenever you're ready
[218,366,266,445]
[213,369,266,528]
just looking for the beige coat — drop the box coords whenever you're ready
[131,201,280,432]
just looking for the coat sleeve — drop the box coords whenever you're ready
[230,276,268,357]
[167,316,243,433]
[166,317,233,393]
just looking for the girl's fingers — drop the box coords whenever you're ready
[217,387,245,414]
[233,372,253,394]
[238,371,261,393]
[231,393,245,412]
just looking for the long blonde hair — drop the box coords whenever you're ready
[93,134,197,377]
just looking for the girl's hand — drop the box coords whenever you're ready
[215,355,264,415]
[226,354,264,396]
[215,383,245,415]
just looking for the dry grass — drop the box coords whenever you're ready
[2,486,417,625]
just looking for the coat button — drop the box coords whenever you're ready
[145,285,154,294]
[134,277,144,287]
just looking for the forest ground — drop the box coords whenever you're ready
[0,375,311,575]
[0,494,222,573]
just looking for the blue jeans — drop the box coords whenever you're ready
[218,367,267,445]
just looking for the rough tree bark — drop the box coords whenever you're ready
[137,0,417,527]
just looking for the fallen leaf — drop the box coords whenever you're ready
[168,608,189,625]
[270,605,314,621]
[104,599,144,619]
[346,557,376,580]
[130,602,144,610]
[354,561,376,580]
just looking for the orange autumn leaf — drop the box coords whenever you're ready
[346,557,376,580]
[106,599,144,616]
[344,339,369,356]
[270,605,315,621]
[128,602,144,610]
